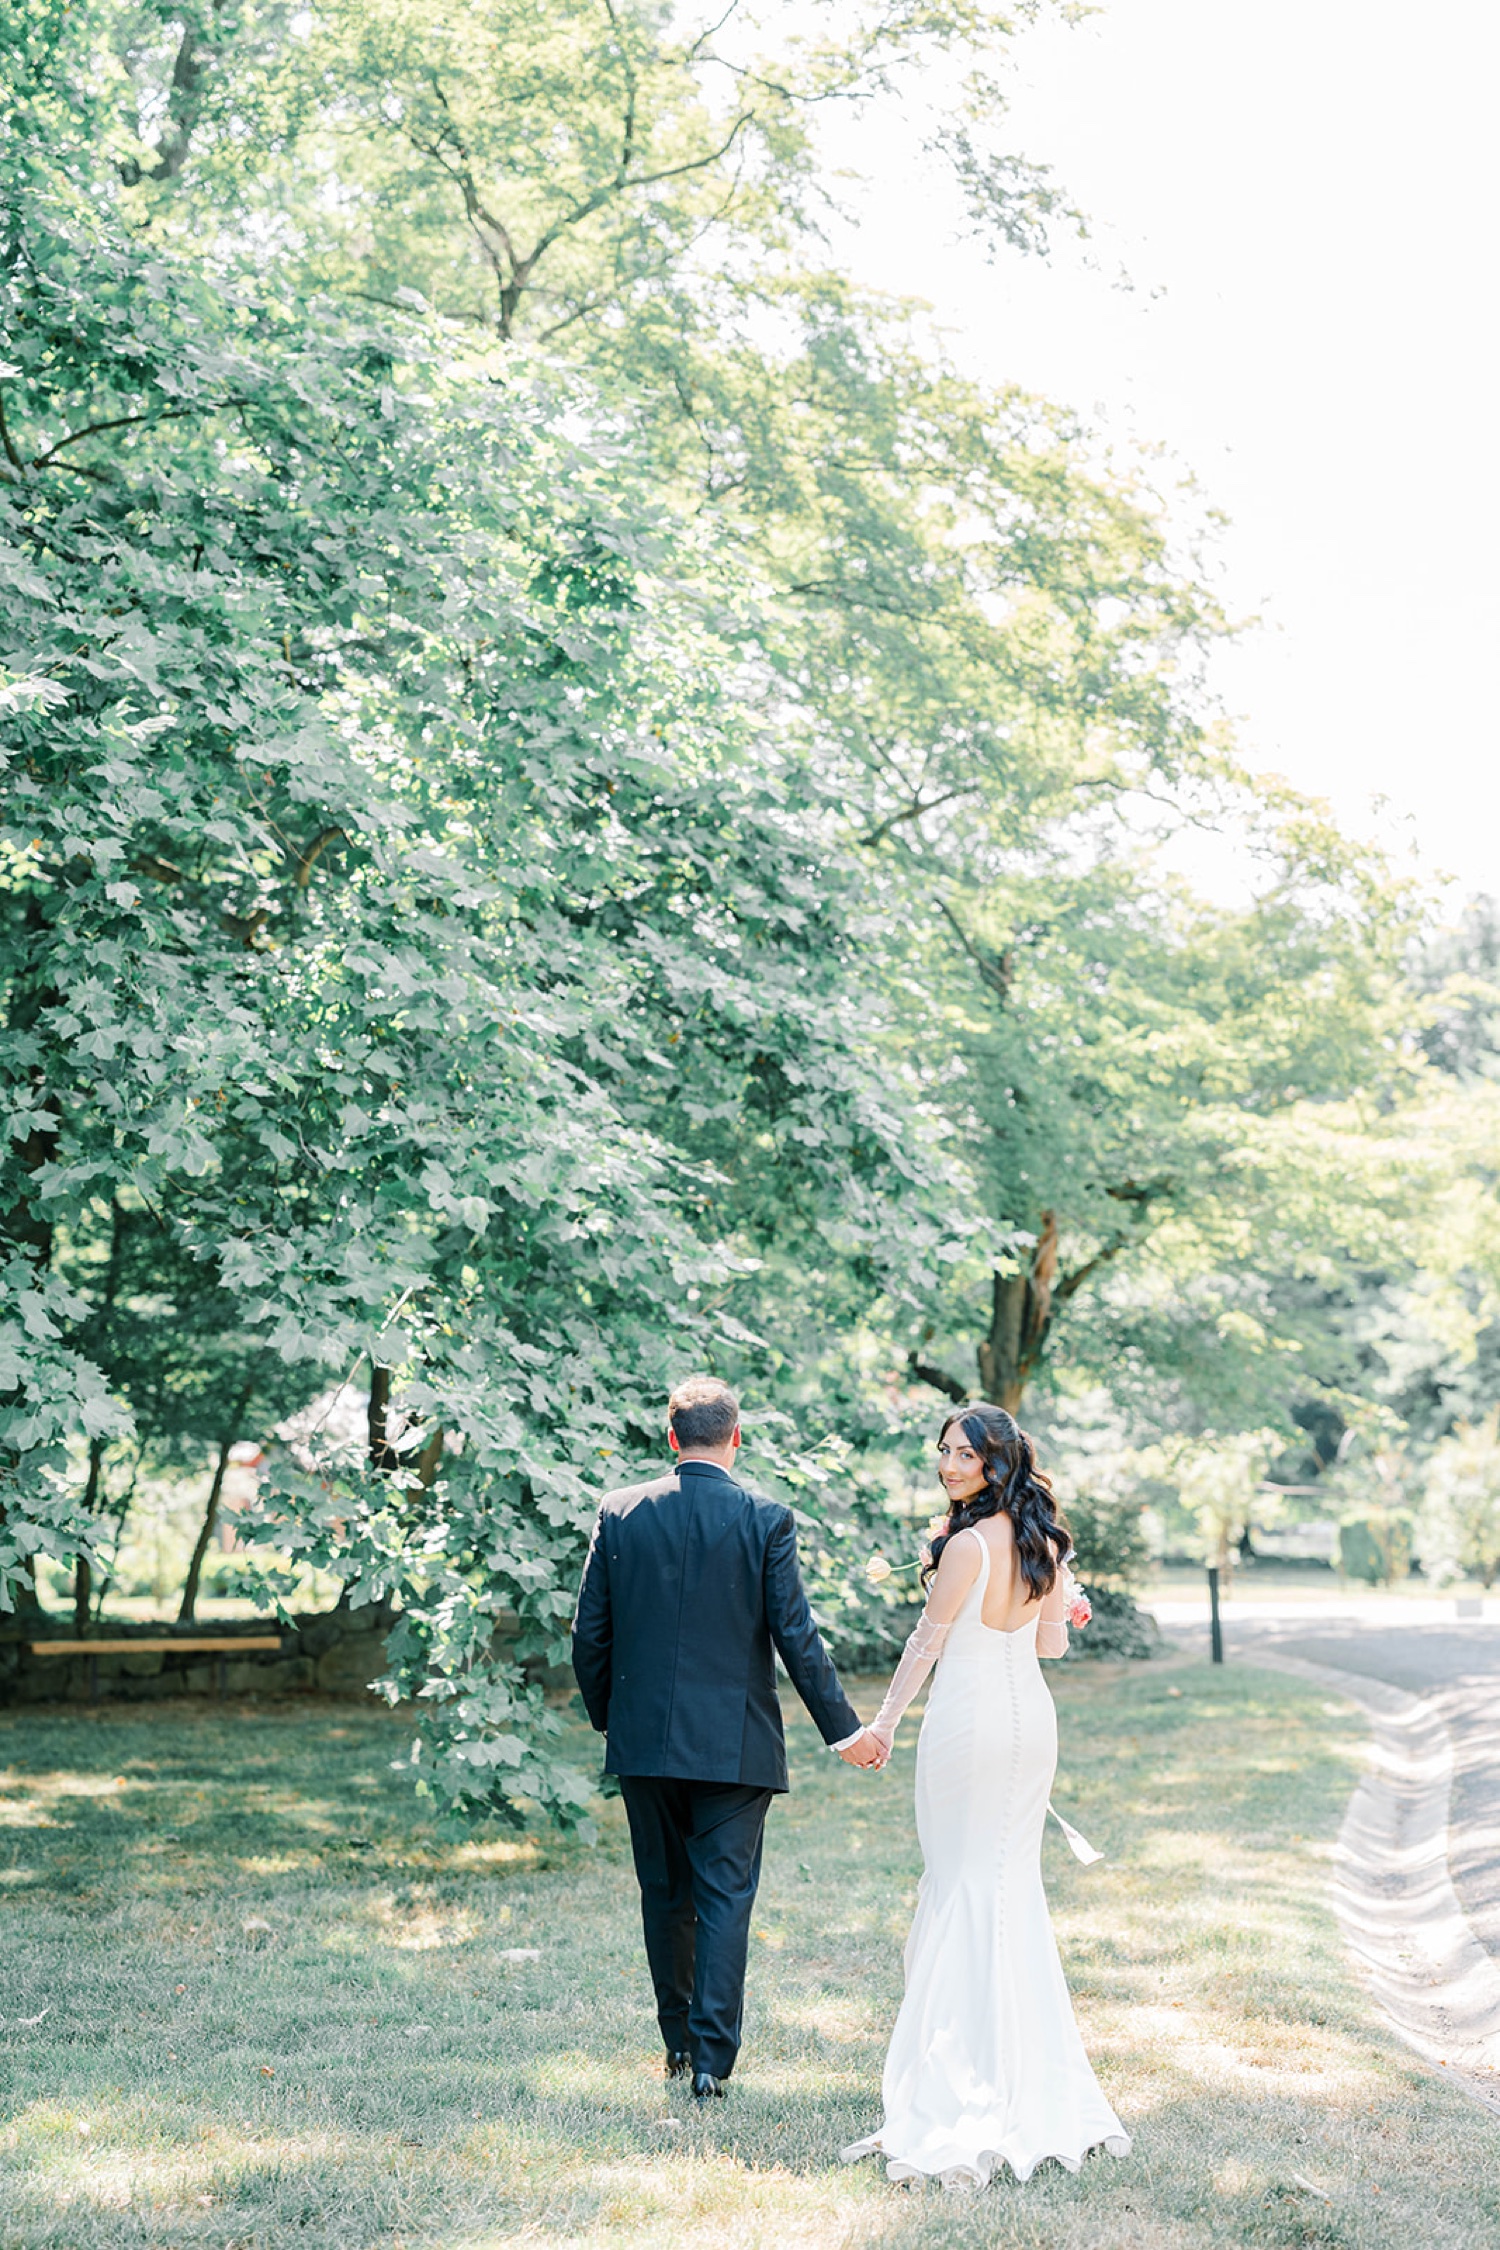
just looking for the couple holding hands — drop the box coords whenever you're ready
[571,1374,1129,2191]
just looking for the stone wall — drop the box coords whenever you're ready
[0,1609,396,1704]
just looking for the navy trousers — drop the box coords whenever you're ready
[618,1775,773,2081]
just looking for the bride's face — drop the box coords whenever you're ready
[937,1427,987,1507]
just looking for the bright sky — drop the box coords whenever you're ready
[823,0,1500,906]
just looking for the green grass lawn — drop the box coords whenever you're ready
[2,1658,1497,2250]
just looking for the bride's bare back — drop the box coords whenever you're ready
[926,1512,1069,1640]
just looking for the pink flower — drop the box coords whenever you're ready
[1067,1590,1092,1629]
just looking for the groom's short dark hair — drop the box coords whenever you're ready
[668,1375,740,1449]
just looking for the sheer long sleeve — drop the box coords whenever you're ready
[1036,1562,1070,1659]
[869,1610,951,1743]
[868,1526,983,1745]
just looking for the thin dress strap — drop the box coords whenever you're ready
[959,1523,990,1602]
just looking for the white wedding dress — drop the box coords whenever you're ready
[843,1529,1130,2188]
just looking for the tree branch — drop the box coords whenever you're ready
[1053,1234,1129,1305]
[30,403,206,468]
[46,459,113,484]
[601,0,638,186]
[906,1350,970,1403]
[119,11,221,186]
[536,294,610,342]
[938,900,1015,1002]
[293,826,348,889]
[407,63,753,338]
[341,287,489,329]
[521,112,756,282]
[859,786,980,849]
[786,575,924,617]
[132,853,186,885]
[406,124,521,330]
[686,0,742,64]
[0,387,22,470]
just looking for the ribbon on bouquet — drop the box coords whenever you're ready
[1047,1801,1104,1866]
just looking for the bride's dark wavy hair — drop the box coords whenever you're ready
[924,1404,1071,1600]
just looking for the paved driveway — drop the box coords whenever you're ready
[1153,1598,1500,1964]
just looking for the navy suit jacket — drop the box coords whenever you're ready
[570,1459,861,1792]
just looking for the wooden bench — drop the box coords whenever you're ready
[29,1635,283,1696]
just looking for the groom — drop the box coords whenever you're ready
[572,1375,881,2099]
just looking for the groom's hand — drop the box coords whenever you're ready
[839,1730,886,1769]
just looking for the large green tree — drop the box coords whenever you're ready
[0,140,938,1813]
[75,0,1221,880]
[899,818,1419,1420]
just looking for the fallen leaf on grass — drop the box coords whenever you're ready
[1291,2173,1331,2202]
[260,2065,275,2078]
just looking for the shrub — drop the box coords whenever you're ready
[1064,1492,1152,1591]
[1421,1415,1500,1588]
[1061,1493,1160,1660]
[1338,1511,1413,1586]
[1063,1584,1163,1662]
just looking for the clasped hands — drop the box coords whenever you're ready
[838,1726,891,1770]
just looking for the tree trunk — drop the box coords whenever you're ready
[178,1381,255,1623]
[976,1212,1059,1411]
[72,1437,105,1635]
[368,1364,402,1472]
[3,906,61,1263]
[72,1552,92,1634]
[910,1212,1129,1419]
[415,1426,444,1489]
[323,1365,412,1617]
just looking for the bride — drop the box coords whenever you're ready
[842,1402,1130,2190]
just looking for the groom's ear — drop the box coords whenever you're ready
[667,1425,680,1453]
[731,1425,742,1451]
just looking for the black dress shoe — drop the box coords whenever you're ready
[692,2071,725,2100]
[665,2049,692,2080]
